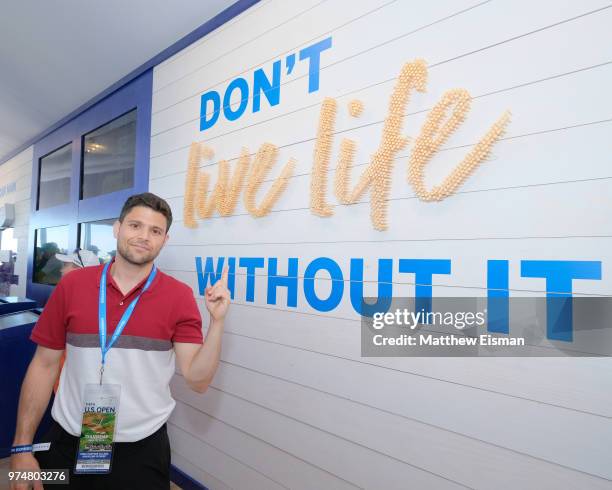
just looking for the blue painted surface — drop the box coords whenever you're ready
[199,36,332,132]
[304,257,344,312]
[267,257,299,307]
[299,36,333,93]
[349,258,393,317]
[521,260,602,342]
[398,259,452,319]
[487,260,509,334]
[238,257,265,302]
[0,313,53,458]
[0,0,261,167]
[170,464,209,490]
[0,297,37,315]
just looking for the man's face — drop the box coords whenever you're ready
[113,206,169,266]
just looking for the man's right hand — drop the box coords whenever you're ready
[9,452,43,490]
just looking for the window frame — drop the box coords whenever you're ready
[80,108,138,202]
[32,225,71,287]
[78,218,118,264]
[27,71,152,304]
[36,141,73,211]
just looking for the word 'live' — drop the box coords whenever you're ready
[183,59,510,231]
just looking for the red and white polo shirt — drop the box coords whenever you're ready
[30,258,203,442]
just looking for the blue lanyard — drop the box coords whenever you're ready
[98,261,157,383]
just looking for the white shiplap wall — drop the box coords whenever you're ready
[150,0,612,488]
[0,147,33,298]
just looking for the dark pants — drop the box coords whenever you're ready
[35,421,171,490]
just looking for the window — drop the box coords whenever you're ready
[33,225,69,286]
[29,71,152,304]
[79,219,117,263]
[82,110,137,199]
[38,143,72,210]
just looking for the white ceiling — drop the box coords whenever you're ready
[0,0,237,163]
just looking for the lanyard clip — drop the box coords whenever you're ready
[99,364,104,385]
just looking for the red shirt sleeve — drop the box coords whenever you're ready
[30,279,68,350]
[172,285,203,344]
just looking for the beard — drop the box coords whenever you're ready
[117,239,158,265]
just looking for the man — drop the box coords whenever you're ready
[10,192,230,489]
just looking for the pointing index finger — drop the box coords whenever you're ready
[221,266,229,287]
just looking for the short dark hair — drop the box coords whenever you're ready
[119,193,173,232]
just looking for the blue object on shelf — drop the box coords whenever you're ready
[0,296,37,315]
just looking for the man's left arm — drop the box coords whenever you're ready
[175,268,230,393]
